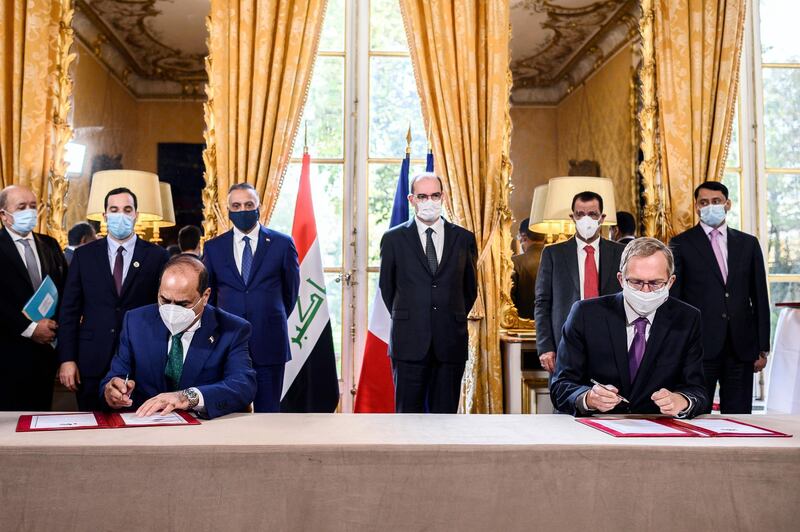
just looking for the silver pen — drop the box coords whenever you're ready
[590,379,630,404]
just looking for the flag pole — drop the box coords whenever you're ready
[406,124,411,155]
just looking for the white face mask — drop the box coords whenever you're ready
[159,297,203,335]
[416,199,442,223]
[575,216,600,240]
[622,281,670,316]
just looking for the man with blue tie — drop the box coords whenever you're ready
[57,187,169,411]
[101,255,256,418]
[203,183,299,412]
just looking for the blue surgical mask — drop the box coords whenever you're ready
[106,212,135,240]
[229,209,259,232]
[5,208,38,234]
[699,204,726,227]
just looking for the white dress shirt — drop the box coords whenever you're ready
[107,234,138,283]
[232,224,261,275]
[414,216,444,264]
[576,237,600,299]
[700,221,728,263]
[166,316,205,411]
[6,227,43,338]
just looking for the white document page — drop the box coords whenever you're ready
[592,419,689,435]
[119,412,189,426]
[31,413,98,429]
[679,418,775,435]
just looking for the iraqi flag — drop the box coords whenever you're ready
[280,149,340,413]
[353,151,413,412]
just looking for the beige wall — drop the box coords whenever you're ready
[509,43,637,226]
[66,42,204,228]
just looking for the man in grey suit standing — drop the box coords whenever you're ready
[534,191,625,374]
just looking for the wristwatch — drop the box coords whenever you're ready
[181,388,200,409]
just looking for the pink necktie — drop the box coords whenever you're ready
[709,229,727,283]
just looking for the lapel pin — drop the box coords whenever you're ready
[209,336,215,344]
[133,261,140,268]
[265,237,270,243]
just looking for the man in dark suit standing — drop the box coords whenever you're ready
[203,183,299,413]
[57,187,169,411]
[670,181,770,414]
[101,256,256,419]
[611,211,636,246]
[551,237,708,417]
[534,191,625,374]
[511,218,544,320]
[64,222,96,265]
[0,185,68,410]
[379,172,478,413]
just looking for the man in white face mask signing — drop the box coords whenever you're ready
[101,255,256,418]
[379,172,478,413]
[535,191,626,375]
[670,181,770,414]
[551,237,708,417]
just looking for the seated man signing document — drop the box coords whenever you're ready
[101,255,256,418]
[550,238,708,418]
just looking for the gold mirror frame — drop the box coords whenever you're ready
[46,0,76,248]
[499,0,661,331]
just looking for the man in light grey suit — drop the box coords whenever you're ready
[534,191,625,374]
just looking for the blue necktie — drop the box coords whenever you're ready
[241,236,253,283]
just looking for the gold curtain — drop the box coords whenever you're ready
[654,0,746,236]
[0,0,59,218]
[202,0,327,236]
[400,0,512,414]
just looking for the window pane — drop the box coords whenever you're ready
[762,68,800,168]
[760,0,800,63]
[766,173,800,274]
[725,106,740,168]
[721,171,741,230]
[293,56,345,158]
[367,162,426,265]
[369,56,427,158]
[367,270,379,319]
[769,281,800,343]
[269,163,344,268]
[325,271,343,376]
[370,0,407,52]
[319,0,344,52]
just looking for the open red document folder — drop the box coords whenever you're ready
[577,417,791,438]
[16,411,200,432]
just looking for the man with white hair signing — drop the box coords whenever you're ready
[551,237,708,417]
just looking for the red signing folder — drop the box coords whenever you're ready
[577,416,791,438]
[16,411,200,432]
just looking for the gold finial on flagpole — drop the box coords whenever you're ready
[406,124,412,154]
[303,120,308,155]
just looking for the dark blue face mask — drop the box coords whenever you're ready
[229,209,259,232]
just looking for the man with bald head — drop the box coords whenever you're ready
[100,255,256,418]
[0,185,68,410]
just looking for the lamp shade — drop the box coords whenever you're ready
[542,176,617,225]
[86,170,163,222]
[155,182,176,227]
[528,184,561,234]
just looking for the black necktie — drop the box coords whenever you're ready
[425,227,438,275]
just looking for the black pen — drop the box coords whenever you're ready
[590,379,630,404]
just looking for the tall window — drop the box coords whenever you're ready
[269,0,426,411]
[755,0,800,337]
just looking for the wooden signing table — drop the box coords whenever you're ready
[1,413,799,531]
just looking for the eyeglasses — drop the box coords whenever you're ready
[415,192,442,202]
[625,278,669,291]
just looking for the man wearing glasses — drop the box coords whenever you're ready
[551,238,707,417]
[535,191,625,375]
[670,181,770,414]
[379,172,478,413]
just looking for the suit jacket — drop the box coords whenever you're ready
[550,293,708,417]
[534,237,625,354]
[511,243,543,320]
[670,224,770,361]
[100,304,257,419]
[0,229,68,386]
[618,235,635,246]
[57,237,169,377]
[203,225,299,366]
[64,246,74,265]
[379,218,478,363]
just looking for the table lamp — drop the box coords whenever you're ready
[529,184,571,243]
[542,176,617,230]
[150,182,176,244]
[87,170,164,238]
